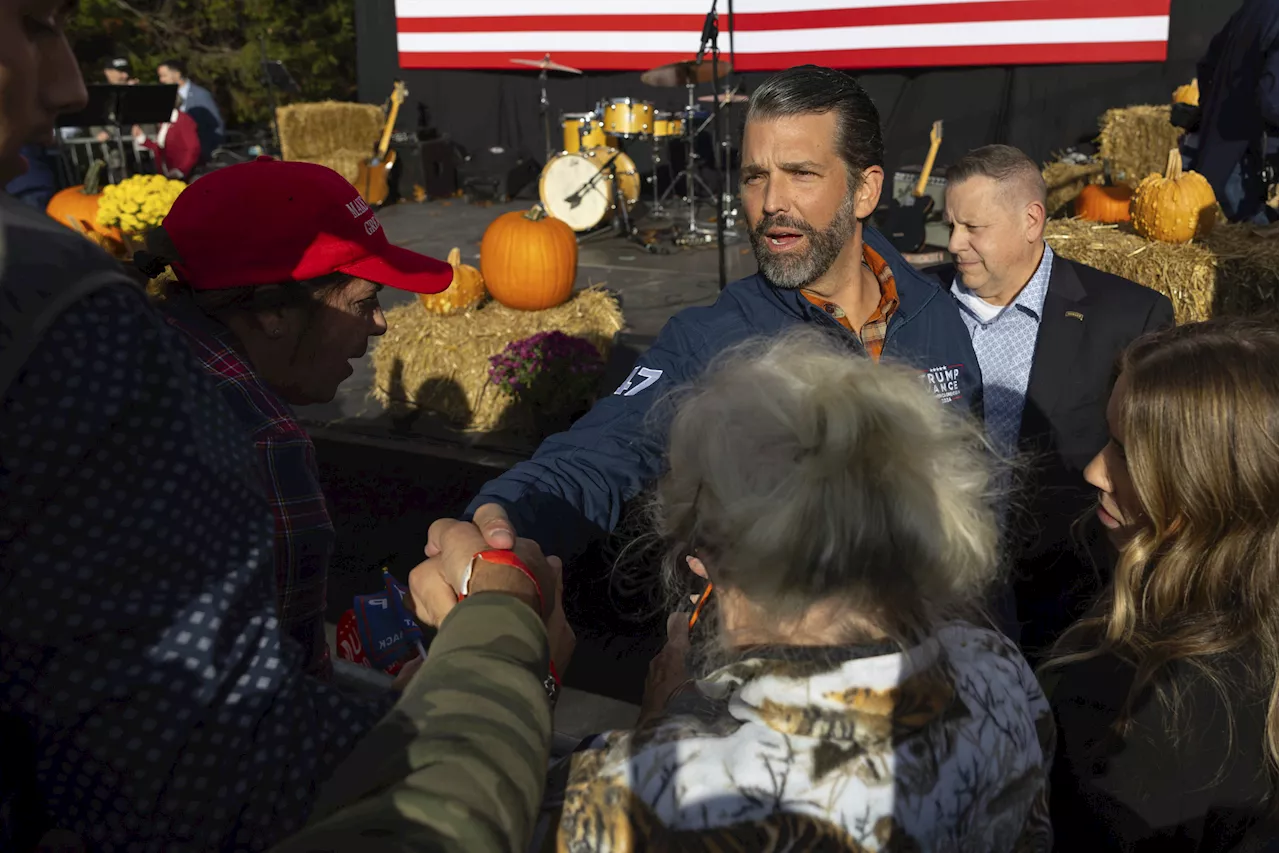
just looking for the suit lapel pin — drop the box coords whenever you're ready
[1065,311,1084,321]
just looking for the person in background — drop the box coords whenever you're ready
[131,93,199,179]
[103,55,137,85]
[157,57,224,163]
[1188,0,1278,225]
[141,158,455,678]
[0,3,397,847]
[272,531,567,853]
[92,57,139,143]
[1042,318,1278,851]
[534,330,1052,851]
[936,144,1174,657]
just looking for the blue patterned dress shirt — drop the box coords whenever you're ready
[951,244,1055,456]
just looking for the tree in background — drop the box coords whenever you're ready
[69,0,357,128]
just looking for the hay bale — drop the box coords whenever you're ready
[1097,105,1184,187]
[276,101,383,163]
[371,289,625,431]
[304,149,371,184]
[1047,220,1213,323]
[1201,224,1280,318]
[1043,160,1104,216]
[1045,219,1278,324]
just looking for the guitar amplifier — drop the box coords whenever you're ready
[457,148,541,203]
[389,137,425,200]
[418,137,464,199]
[890,167,949,249]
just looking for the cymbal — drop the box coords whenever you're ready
[509,56,583,74]
[698,91,749,105]
[640,60,732,88]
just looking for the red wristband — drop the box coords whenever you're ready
[463,549,546,615]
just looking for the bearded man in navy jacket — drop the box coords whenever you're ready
[438,66,981,595]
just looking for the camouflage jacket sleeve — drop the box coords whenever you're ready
[272,594,553,853]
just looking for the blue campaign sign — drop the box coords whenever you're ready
[352,569,425,670]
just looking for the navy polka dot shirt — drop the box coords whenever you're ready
[1,286,392,851]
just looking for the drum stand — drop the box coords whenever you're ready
[656,82,720,245]
[537,64,552,162]
[712,87,741,232]
[648,139,669,220]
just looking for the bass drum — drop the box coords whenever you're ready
[539,147,640,232]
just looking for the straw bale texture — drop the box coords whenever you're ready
[1043,161,1104,216]
[1202,225,1280,318]
[1045,219,1278,325]
[371,288,624,431]
[1097,105,1184,187]
[276,101,383,164]
[305,150,370,184]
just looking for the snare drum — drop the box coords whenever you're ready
[539,146,640,232]
[653,111,684,138]
[561,113,613,154]
[600,98,654,138]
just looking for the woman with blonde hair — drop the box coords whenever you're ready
[539,329,1054,851]
[1043,317,1278,851]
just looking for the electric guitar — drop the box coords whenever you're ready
[881,120,944,253]
[354,80,407,207]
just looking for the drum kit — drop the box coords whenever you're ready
[511,53,745,247]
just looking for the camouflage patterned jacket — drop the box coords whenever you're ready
[546,622,1054,852]
[272,594,553,853]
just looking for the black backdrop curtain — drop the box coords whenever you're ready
[356,0,1241,178]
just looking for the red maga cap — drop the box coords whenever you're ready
[162,158,453,294]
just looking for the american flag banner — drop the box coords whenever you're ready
[396,0,1172,72]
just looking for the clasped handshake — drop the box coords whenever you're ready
[403,503,577,673]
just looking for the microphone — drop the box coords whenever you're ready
[695,3,718,65]
[564,152,621,208]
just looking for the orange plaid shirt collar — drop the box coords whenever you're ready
[802,243,900,361]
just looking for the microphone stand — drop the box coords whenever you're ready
[564,150,621,209]
[697,0,728,292]
[563,148,651,250]
[725,0,738,237]
[727,0,736,84]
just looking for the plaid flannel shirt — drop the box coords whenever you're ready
[802,243,900,361]
[163,295,334,678]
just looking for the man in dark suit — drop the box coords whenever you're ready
[157,58,224,164]
[937,144,1174,659]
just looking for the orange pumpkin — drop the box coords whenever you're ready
[479,206,578,311]
[46,161,122,242]
[418,247,487,315]
[1131,148,1217,243]
[1074,184,1133,223]
[1172,79,1199,107]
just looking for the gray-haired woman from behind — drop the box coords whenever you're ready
[540,329,1054,852]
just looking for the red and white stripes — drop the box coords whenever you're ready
[395,0,1172,71]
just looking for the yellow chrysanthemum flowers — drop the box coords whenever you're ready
[96,174,187,234]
